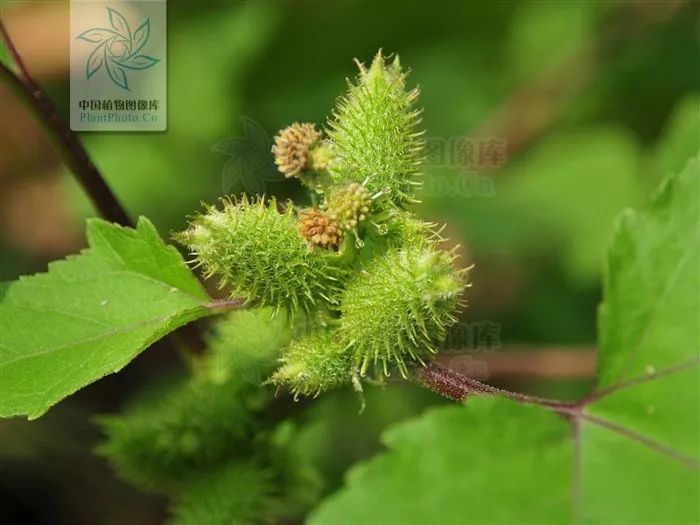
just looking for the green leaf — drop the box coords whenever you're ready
[651,95,700,185]
[0,217,213,420]
[310,398,574,524]
[582,156,700,523]
[597,157,699,388]
[311,159,700,524]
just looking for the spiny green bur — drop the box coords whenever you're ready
[173,461,276,525]
[175,196,344,315]
[97,378,256,491]
[340,246,464,377]
[175,50,467,398]
[270,331,351,398]
[97,309,288,492]
[327,52,424,207]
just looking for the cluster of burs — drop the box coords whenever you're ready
[177,51,468,398]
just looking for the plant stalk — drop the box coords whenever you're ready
[414,361,577,413]
[0,19,132,227]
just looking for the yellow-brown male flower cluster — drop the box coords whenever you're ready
[297,208,342,249]
[325,182,371,231]
[272,122,322,178]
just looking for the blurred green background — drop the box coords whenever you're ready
[1,1,698,523]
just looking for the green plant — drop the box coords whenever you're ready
[174,50,468,395]
[1,40,698,524]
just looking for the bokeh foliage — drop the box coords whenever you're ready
[1,1,699,523]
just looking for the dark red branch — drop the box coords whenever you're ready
[0,19,229,357]
[413,361,492,402]
[0,19,132,227]
[414,361,577,413]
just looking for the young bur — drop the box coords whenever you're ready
[176,50,469,397]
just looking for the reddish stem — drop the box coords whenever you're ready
[0,18,132,227]
[414,361,577,413]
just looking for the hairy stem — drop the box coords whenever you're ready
[414,361,577,413]
[0,19,225,357]
[0,19,132,226]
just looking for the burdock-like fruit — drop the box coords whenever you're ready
[339,245,466,377]
[174,197,344,315]
[326,50,424,207]
[174,51,470,399]
[269,331,351,398]
[272,122,322,178]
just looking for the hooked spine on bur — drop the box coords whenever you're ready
[176,50,468,398]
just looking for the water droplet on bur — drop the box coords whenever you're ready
[100,300,108,306]
[645,365,656,375]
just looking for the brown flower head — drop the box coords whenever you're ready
[272,123,322,178]
[297,208,342,249]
